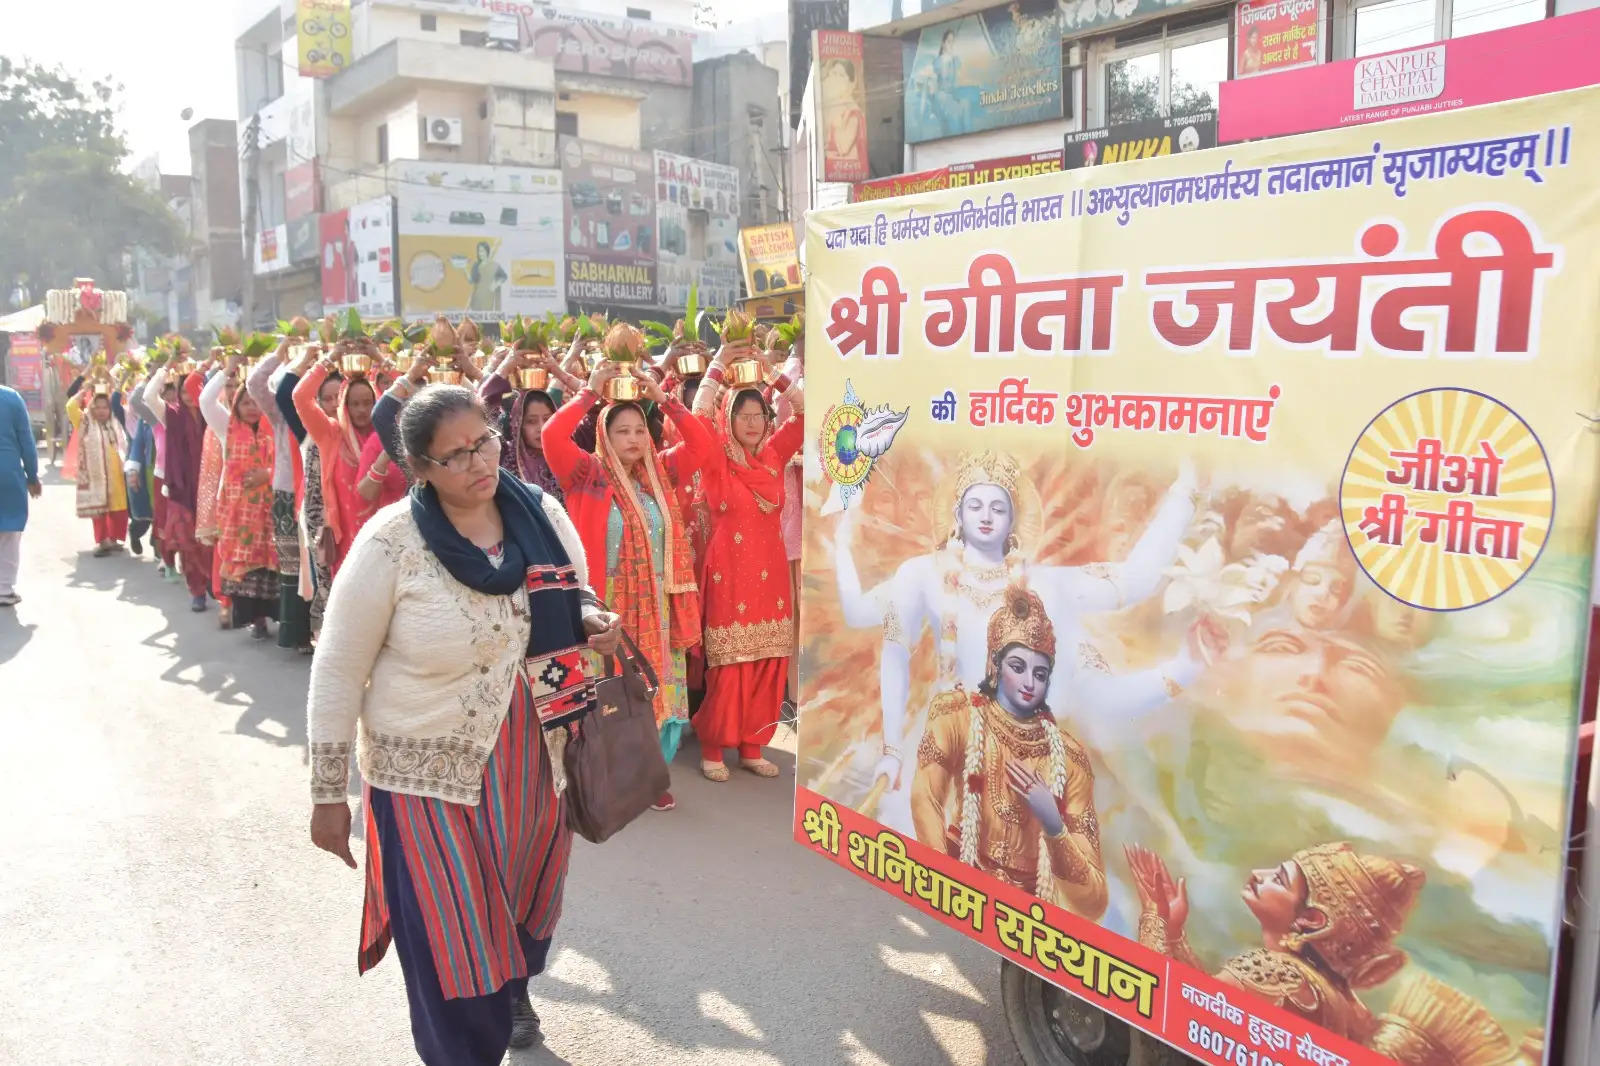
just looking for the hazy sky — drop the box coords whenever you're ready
[6,0,249,175]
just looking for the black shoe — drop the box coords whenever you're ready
[251,619,270,640]
[130,533,143,555]
[509,989,541,1048]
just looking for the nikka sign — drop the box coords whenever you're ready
[1352,44,1444,111]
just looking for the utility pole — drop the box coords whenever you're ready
[239,113,262,330]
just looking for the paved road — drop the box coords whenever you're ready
[0,469,1024,1066]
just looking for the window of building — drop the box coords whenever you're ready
[1343,0,1542,57]
[377,124,389,164]
[556,111,579,137]
[460,29,488,47]
[1100,20,1227,126]
[264,53,284,103]
[626,6,652,18]
[421,13,437,31]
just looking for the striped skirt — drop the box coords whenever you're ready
[358,671,572,1000]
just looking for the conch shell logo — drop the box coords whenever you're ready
[819,378,909,512]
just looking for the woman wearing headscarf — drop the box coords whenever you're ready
[308,384,620,1065]
[160,368,215,611]
[292,342,382,578]
[689,344,805,781]
[199,356,241,621]
[66,385,131,556]
[132,362,178,576]
[248,339,313,651]
[214,354,280,639]
[476,348,578,500]
[542,359,716,812]
[278,349,342,637]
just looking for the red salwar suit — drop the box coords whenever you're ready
[694,390,804,762]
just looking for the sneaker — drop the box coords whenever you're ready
[130,533,143,555]
[509,990,541,1048]
[650,791,676,812]
[190,595,208,612]
[0,593,19,608]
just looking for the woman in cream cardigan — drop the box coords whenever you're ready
[308,384,620,1065]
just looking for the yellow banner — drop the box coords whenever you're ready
[296,0,352,79]
[738,222,802,297]
[798,86,1600,1066]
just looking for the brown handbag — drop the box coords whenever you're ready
[562,628,672,844]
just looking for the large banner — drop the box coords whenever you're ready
[797,87,1600,1066]
[654,150,741,311]
[1220,7,1600,143]
[296,0,352,78]
[816,30,870,183]
[320,197,396,319]
[517,6,694,86]
[904,1,1062,144]
[392,161,564,320]
[560,138,656,307]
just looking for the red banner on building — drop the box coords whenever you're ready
[853,167,950,202]
[1220,7,1600,141]
[1235,0,1320,78]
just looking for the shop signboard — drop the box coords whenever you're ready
[320,197,396,319]
[1219,7,1600,142]
[654,150,741,312]
[1065,110,1217,168]
[799,86,1599,1066]
[560,138,656,306]
[392,161,564,320]
[737,222,802,298]
[903,0,1062,144]
[948,149,1064,186]
[791,0,850,129]
[1058,0,1212,37]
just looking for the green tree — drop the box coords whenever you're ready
[0,58,180,295]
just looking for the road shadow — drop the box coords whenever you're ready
[524,744,1022,1066]
[75,548,313,750]
[0,610,36,665]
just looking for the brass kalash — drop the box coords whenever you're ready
[600,322,649,401]
[425,316,465,384]
[503,314,553,390]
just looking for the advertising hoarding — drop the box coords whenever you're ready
[296,0,352,78]
[392,161,564,320]
[1234,0,1321,79]
[903,0,1063,145]
[560,138,656,306]
[654,150,741,312]
[799,86,1600,1066]
[320,197,396,319]
[516,5,694,86]
[737,222,801,298]
[816,30,870,183]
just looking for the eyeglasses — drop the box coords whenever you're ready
[427,430,502,473]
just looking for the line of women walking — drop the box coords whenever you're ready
[64,311,806,1065]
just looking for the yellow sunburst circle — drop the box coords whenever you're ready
[1339,388,1552,612]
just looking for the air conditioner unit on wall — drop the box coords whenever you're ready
[425,117,464,147]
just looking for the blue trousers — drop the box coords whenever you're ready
[373,788,553,1066]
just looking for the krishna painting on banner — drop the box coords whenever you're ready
[795,88,1600,1066]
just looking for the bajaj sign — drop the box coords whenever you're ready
[1353,43,1445,111]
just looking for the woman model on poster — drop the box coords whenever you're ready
[833,450,1218,833]
[821,58,865,172]
[467,240,508,314]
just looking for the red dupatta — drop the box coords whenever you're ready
[216,392,276,583]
